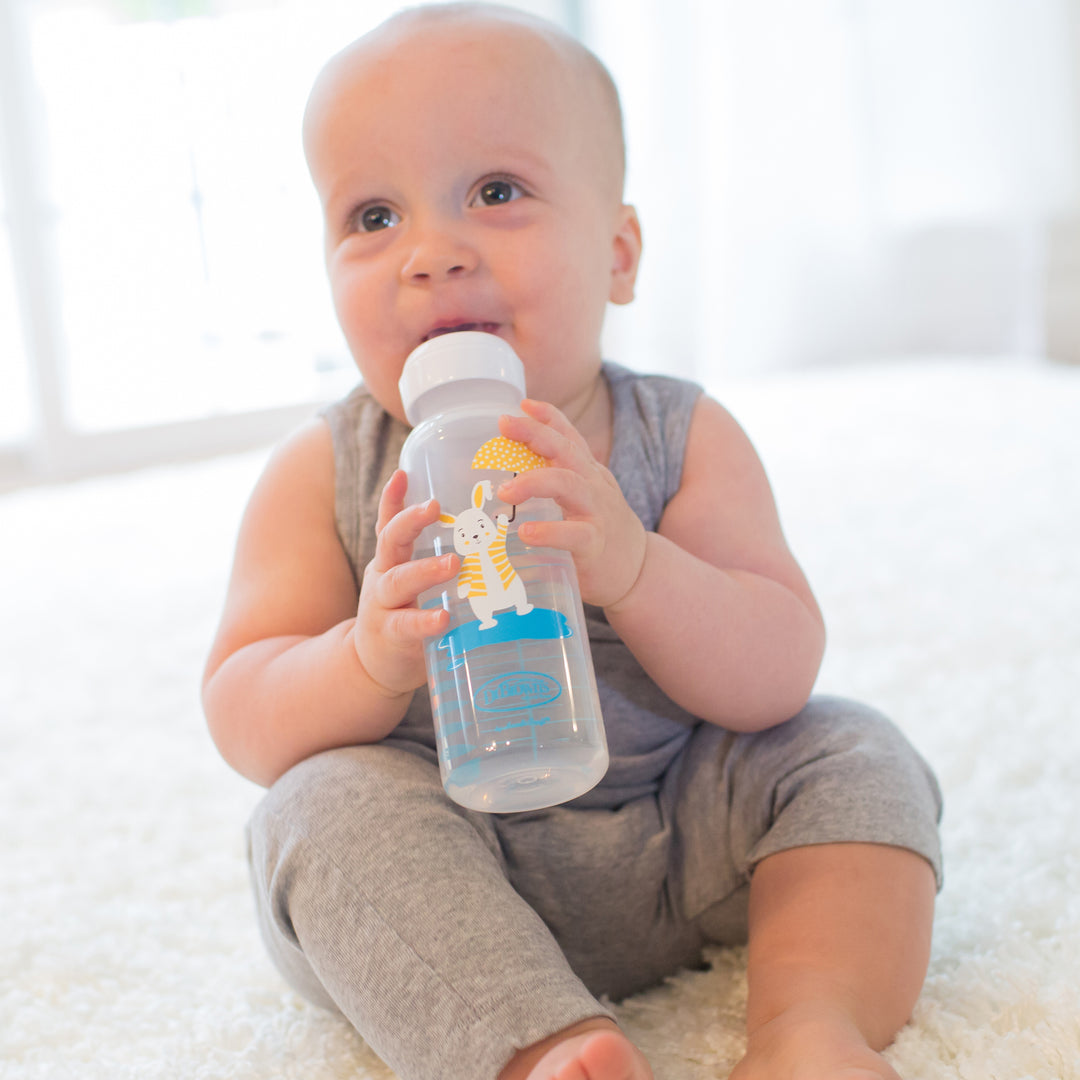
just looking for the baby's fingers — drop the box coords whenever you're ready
[374,553,458,612]
[375,469,409,535]
[371,493,442,573]
[381,604,451,644]
[519,398,588,447]
[498,466,595,518]
[498,401,594,473]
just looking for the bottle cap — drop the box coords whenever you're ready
[399,331,526,424]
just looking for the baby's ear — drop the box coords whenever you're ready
[609,203,642,306]
[439,513,456,526]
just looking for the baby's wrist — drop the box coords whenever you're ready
[601,527,651,616]
[347,622,413,702]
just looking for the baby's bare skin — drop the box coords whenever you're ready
[731,1005,903,1080]
[498,1020,651,1080]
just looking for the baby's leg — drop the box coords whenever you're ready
[247,742,616,1080]
[680,696,942,1080]
[733,842,935,1080]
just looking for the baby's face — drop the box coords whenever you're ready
[304,16,639,422]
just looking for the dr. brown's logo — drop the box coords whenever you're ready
[473,672,562,713]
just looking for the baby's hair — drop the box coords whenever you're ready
[382,2,627,197]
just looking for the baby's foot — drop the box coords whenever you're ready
[525,1028,652,1080]
[730,1005,902,1080]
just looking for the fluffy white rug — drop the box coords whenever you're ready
[2,357,1077,1079]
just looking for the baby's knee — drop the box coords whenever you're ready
[787,696,941,801]
[741,696,944,887]
[250,742,442,857]
[245,745,437,1014]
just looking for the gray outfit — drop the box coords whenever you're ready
[247,362,943,1080]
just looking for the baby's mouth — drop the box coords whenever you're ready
[422,321,500,343]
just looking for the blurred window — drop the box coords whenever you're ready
[0,0,571,481]
[0,183,33,445]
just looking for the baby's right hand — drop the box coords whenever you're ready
[353,470,458,697]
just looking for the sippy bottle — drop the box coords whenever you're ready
[397,331,609,813]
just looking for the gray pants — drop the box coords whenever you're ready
[247,696,942,1080]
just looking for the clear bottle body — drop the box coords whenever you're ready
[399,393,608,812]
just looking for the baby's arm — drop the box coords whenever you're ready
[202,420,456,787]
[607,395,825,729]
[498,397,825,732]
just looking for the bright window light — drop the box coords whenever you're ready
[26,0,368,432]
[0,0,570,480]
[0,191,32,445]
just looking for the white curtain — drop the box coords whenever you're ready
[589,0,1080,379]
[0,0,570,480]
[2,0,1077,483]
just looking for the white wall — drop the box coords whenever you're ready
[587,0,1080,380]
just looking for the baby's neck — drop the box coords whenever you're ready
[564,373,613,467]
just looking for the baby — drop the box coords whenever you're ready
[202,4,943,1079]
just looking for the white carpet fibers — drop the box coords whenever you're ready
[2,358,1078,1078]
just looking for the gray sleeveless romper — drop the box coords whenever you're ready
[246,362,943,1080]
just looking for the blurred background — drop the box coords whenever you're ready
[1,0,1078,489]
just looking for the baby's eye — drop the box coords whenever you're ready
[471,178,524,207]
[355,204,400,232]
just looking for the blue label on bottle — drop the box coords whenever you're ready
[473,671,562,713]
[437,606,572,670]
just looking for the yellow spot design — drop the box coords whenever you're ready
[471,436,548,473]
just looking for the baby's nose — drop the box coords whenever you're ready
[401,226,479,283]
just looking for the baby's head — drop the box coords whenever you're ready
[303,2,642,422]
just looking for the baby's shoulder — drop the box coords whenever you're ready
[681,393,767,487]
[245,417,338,536]
[268,415,335,480]
[605,361,702,426]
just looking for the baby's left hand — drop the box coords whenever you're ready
[496,399,647,609]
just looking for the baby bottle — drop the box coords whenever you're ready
[397,331,609,813]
